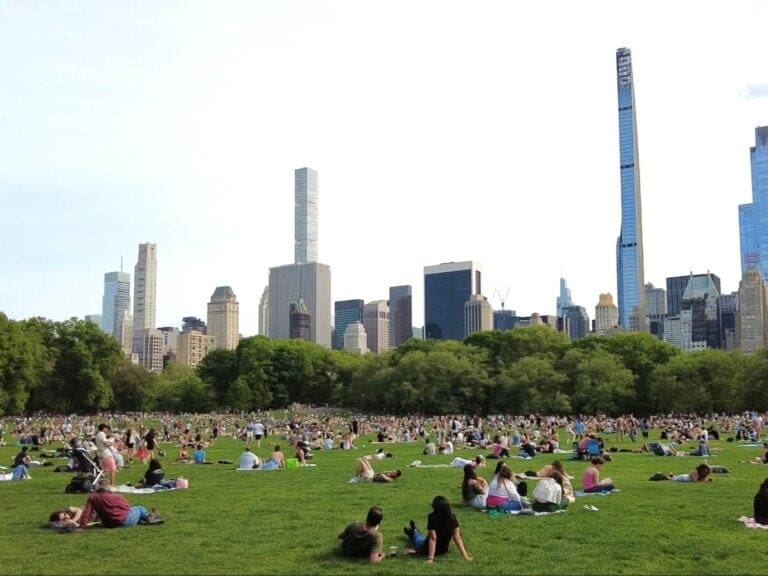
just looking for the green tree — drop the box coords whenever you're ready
[0,314,51,414]
[566,348,635,415]
[197,348,239,408]
[112,359,155,412]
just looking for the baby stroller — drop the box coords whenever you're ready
[65,439,103,493]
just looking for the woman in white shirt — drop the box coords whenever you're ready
[532,471,568,512]
[486,464,524,511]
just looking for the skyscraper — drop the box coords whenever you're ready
[739,126,768,277]
[594,293,618,335]
[562,305,590,341]
[615,47,647,330]
[344,321,368,354]
[333,299,364,350]
[363,300,390,353]
[295,167,318,265]
[268,262,332,347]
[738,267,768,352]
[289,298,312,340]
[424,261,481,341]
[207,286,240,350]
[258,286,269,336]
[389,285,413,348]
[666,273,721,318]
[267,167,331,348]
[102,271,130,338]
[132,243,157,334]
[556,277,573,318]
[464,294,493,337]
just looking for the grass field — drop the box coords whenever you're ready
[4,429,768,575]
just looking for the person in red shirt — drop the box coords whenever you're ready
[80,479,161,528]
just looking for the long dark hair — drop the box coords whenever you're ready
[461,464,477,501]
[431,495,453,523]
[759,478,768,494]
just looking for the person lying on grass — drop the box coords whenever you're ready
[79,478,163,528]
[338,506,385,563]
[49,506,83,528]
[653,463,713,482]
[403,496,472,564]
[355,458,402,482]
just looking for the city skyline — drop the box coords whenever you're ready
[2,2,767,336]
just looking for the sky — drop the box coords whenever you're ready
[2,1,767,337]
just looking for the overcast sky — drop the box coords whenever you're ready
[2,1,767,336]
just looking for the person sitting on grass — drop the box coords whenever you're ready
[746,442,768,464]
[238,446,261,470]
[137,458,164,487]
[582,457,616,493]
[0,464,31,481]
[79,478,162,528]
[260,445,286,470]
[753,478,768,525]
[537,460,575,504]
[531,471,568,512]
[338,506,385,563]
[403,496,473,564]
[461,464,488,509]
[193,444,207,464]
[177,445,190,464]
[486,463,525,511]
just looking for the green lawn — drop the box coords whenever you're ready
[3,430,768,575]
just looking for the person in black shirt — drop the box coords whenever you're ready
[404,496,472,564]
[753,478,768,525]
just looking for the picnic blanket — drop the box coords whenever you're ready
[739,516,768,529]
[407,460,450,468]
[574,489,619,497]
[112,485,182,494]
[484,508,566,517]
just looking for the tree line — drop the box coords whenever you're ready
[2,312,768,416]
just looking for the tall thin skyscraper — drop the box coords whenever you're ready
[102,270,130,338]
[132,242,157,334]
[556,277,573,318]
[615,47,647,330]
[739,126,768,277]
[207,286,240,350]
[295,167,318,264]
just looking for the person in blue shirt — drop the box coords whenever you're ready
[193,444,207,464]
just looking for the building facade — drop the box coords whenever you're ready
[289,298,312,340]
[594,293,619,335]
[132,328,164,372]
[562,305,590,341]
[295,167,318,265]
[176,330,216,368]
[739,126,768,277]
[207,286,240,350]
[258,286,269,336]
[132,242,157,338]
[182,316,206,334]
[389,285,413,348]
[344,321,368,354]
[102,271,130,339]
[268,262,331,347]
[363,300,390,354]
[424,261,481,341]
[464,294,493,337]
[556,277,573,318]
[333,299,364,350]
[615,47,647,330]
[738,267,768,352]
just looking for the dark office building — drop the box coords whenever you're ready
[389,285,413,348]
[666,273,721,318]
[333,299,364,350]
[182,316,207,334]
[289,299,311,341]
[424,261,481,341]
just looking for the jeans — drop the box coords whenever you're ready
[123,506,148,526]
[11,465,28,480]
[410,528,427,552]
[584,484,615,493]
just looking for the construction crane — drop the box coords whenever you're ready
[492,287,511,311]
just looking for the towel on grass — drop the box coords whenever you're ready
[739,516,768,529]
[484,508,566,517]
[574,489,619,497]
[111,485,181,494]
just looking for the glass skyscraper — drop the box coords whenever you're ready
[424,261,481,341]
[615,47,646,330]
[388,285,412,348]
[295,167,318,264]
[739,126,768,277]
[333,299,364,350]
[102,270,130,338]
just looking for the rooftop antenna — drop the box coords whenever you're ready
[120,255,123,273]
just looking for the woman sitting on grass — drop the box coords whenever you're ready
[403,496,473,564]
[537,460,575,503]
[137,458,164,487]
[531,471,568,512]
[485,463,524,511]
[460,464,488,509]
[260,445,286,470]
[582,457,616,493]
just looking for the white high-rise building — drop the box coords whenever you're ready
[363,300,390,353]
[102,271,130,338]
[132,243,157,334]
[464,294,493,337]
[344,321,368,354]
[207,286,240,350]
[132,328,164,372]
[295,167,318,264]
[594,293,619,335]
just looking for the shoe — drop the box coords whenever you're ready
[409,520,416,531]
[589,505,599,512]
[403,527,413,537]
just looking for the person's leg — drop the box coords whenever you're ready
[123,506,148,526]
[11,465,27,480]
[500,499,523,512]
[410,528,427,550]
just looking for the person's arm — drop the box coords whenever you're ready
[426,530,437,563]
[66,506,83,525]
[368,531,385,564]
[452,527,472,561]
[79,497,94,529]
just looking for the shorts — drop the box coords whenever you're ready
[100,455,117,472]
[254,434,263,440]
